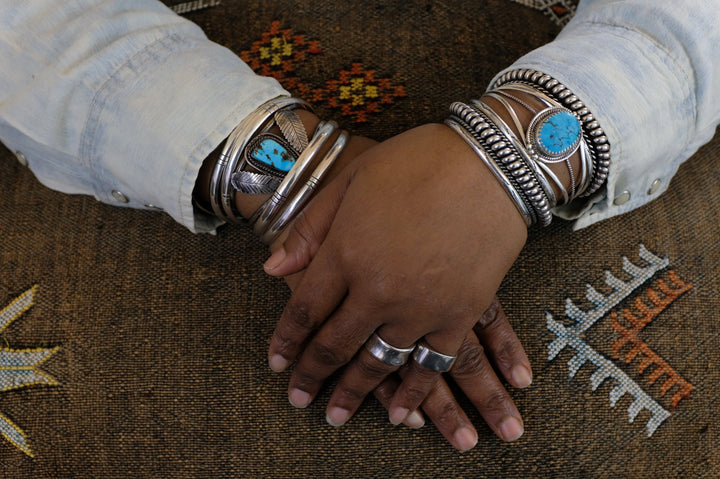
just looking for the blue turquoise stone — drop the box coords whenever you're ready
[538,111,581,155]
[249,138,296,172]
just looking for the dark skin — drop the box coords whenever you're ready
[197,90,578,449]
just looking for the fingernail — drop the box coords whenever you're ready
[269,354,289,372]
[289,389,312,408]
[326,407,350,427]
[511,365,533,388]
[405,410,425,429]
[500,416,524,442]
[264,247,287,273]
[389,407,409,426]
[454,427,478,452]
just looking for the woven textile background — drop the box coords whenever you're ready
[1,1,718,477]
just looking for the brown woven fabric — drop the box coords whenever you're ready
[1,1,717,477]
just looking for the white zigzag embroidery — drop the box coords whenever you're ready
[547,312,671,436]
[546,245,671,436]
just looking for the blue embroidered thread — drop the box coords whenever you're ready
[0,286,59,457]
[547,245,674,437]
[547,312,671,436]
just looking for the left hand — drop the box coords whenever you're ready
[264,123,528,426]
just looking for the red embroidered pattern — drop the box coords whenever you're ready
[239,21,322,94]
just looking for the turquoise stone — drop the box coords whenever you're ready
[249,138,296,172]
[537,110,581,155]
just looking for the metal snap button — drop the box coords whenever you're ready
[14,151,28,167]
[648,179,662,195]
[111,190,130,203]
[613,191,631,205]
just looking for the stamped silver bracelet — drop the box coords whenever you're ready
[447,111,538,225]
[251,121,338,237]
[449,102,550,225]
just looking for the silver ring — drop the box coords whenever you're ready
[412,342,457,372]
[364,333,415,367]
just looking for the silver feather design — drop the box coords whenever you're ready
[275,110,309,151]
[231,171,281,195]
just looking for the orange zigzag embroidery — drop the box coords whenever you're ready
[611,271,693,408]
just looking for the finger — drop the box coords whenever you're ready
[372,376,425,429]
[451,331,524,442]
[268,250,347,373]
[474,297,532,389]
[325,335,413,427]
[286,297,375,408]
[386,330,461,426]
[376,366,478,452]
[263,166,354,277]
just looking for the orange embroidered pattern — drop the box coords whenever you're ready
[241,23,406,123]
[611,271,694,408]
[319,63,407,123]
[239,21,323,93]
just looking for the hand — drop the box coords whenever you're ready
[280,260,531,451]
[264,123,528,427]
[373,298,531,450]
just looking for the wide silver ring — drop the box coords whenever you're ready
[364,333,415,367]
[412,342,457,372]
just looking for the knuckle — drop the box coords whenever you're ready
[402,382,431,406]
[283,299,317,332]
[477,299,502,329]
[451,341,489,379]
[337,384,369,403]
[291,211,321,251]
[480,390,511,414]
[433,400,463,430]
[358,356,394,379]
[310,340,352,368]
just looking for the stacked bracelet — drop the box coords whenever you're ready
[205,95,348,243]
[446,70,611,227]
[491,69,611,197]
[209,96,312,223]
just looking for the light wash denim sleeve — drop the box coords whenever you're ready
[0,0,287,233]
[494,0,720,229]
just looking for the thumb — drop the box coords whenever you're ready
[263,166,354,276]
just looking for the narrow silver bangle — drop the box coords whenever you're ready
[260,130,349,244]
[209,96,311,222]
[252,121,338,237]
[445,118,533,227]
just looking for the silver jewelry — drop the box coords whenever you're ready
[486,89,580,200]
[444,119,534,227]
[412,342,456,373]
[492,69,610,197]
[260,130,349,244]
[209,96,311,222]
[252,121,338,237]
[471,99,556,225]
[364,333,415,367]
[231,171,281,195]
